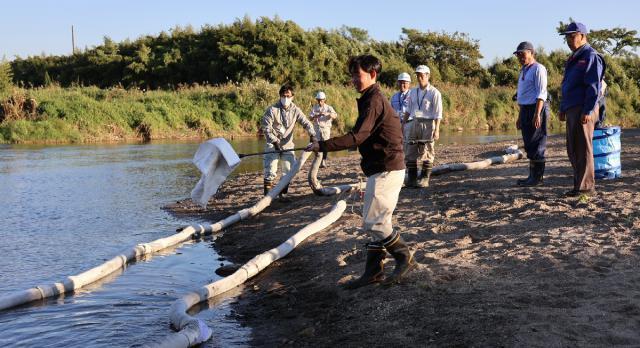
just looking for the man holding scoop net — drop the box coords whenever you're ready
[307,54,415,289]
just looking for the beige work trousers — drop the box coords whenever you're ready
[362,169,405,240]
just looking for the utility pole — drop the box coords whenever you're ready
[71,25,76,54]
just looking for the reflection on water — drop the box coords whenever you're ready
[0,130,522,346]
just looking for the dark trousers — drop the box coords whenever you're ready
[519,103,548,161]
[566,105,596,191]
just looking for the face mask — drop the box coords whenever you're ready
[280,97,292,108]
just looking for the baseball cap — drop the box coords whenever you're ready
[513,41,535,54]
[560,22,587,35]
[397,72,411,82]
[415,65,430,74]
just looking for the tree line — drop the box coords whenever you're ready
[3,16,640,125]
[7,16,640,90]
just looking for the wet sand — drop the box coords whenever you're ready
[167,129,640,347]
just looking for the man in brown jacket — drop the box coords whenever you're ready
[307,54,414,288]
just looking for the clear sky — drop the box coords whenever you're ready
[2,0,638,65]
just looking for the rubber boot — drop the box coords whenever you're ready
[520,161,544,187]
[405,162,418,188]
[343,242,386,290]
[321,151,328,168]
[417,161,432,188]
[517,161,534,186]
[533,161,545,184]
[381,231,415,285]
[263,180,274,196]
[279,184,292,202]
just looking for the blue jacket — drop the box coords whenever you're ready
[560,44,604,115]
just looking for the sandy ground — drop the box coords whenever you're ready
[167,129,640,347]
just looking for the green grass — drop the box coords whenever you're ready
[1,81,637,143]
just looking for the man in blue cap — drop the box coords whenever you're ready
[513,41,549,186]
[558,22,605,197]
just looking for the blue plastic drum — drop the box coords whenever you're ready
[593,126,621,179]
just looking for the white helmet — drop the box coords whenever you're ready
[315,91,326,100]
[415,65,430,74]
[397,72,411,82]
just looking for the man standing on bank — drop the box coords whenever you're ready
[514,41,549,186]
[558,22,604,197]
[306,54,414,288]
[309,91,338,168]
[403,65,443,188]
[261,84,317,199]
[390,72,412,125]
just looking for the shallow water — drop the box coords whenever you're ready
[0,142,249,347]
[0,131,521,347]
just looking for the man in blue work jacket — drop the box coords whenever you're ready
[558,22,604,197]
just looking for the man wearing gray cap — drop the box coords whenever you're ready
[403,65,443,188]
[390,72,412,125]
[513,41,549,186]
[558,22,605,197]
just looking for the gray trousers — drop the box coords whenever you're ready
[566,105,597,191]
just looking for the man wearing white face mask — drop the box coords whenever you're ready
[261,83,317,200]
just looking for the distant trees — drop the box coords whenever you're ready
[401,28,484,83]
[0,60,13,94]
[9,16,489,90]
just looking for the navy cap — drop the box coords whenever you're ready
[560,22,587,35]
[513,41,535,54]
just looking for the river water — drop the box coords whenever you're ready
[0,131,519,347]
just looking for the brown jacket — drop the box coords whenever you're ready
[320,83,405,177]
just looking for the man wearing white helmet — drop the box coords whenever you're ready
[390,72,411,124]
[309,91,338,168]
[403,65,443,188]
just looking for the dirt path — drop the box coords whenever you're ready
[167,129,640,347]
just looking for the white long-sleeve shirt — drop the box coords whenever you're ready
[406,84,443,121]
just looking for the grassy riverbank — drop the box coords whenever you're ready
[1,80,636,144]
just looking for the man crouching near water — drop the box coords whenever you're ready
[306,54,415,288]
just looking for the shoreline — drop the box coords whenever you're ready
[1,127,524,146]
[168,130,640,347]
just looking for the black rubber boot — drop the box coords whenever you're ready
[381,231,415,285]
[343,242,386,290]
[517,162,534,186]
[520,161,544,187]
[279,184,292,202]
[418,161,432,188]
[405,162,418,188]
[536,161,545,182]
[263,180,274,196]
